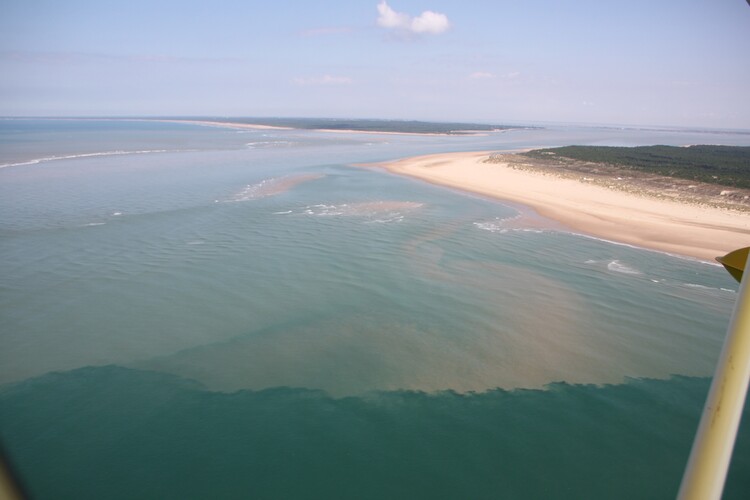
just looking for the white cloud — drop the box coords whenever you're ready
[469,72,495,80]
[376,1,450,36]
[293,75,353,86]
[410,10,450,34]
[377,1,410,29]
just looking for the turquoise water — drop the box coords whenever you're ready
[1,119,749,498]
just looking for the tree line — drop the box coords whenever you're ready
[523,145,750,188]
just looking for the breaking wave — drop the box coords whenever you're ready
[607,260,642,275]
[0,149,175,169]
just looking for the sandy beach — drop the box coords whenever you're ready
[373,151,750,261]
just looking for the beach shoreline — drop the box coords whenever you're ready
[367,151,750,262]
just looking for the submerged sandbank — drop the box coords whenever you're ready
[371,151,750,261]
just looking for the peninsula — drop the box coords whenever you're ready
[372,147,750,261]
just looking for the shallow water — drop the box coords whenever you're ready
[1,119,748,498]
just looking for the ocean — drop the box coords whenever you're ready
[1,118,749,499]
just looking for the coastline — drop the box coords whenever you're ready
[0,117,514,137]
[160,119,295,131]
[369,151,750,262]
[163,119,495,136]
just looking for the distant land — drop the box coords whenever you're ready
[156,117,527,135]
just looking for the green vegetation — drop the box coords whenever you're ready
[523,145,750,188]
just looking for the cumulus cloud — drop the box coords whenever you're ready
[376,1,410,29]
[293,75,353,86]
[411,10,450,34]
[376,1,450,36]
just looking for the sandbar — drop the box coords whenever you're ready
[162,119,294,131]
[371,151,750,262]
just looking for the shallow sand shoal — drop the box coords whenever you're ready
[374,151,750,262]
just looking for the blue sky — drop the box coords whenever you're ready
[1,0,749,128]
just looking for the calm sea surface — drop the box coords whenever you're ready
[1,119,749,499]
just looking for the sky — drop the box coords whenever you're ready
[1,0,749,129]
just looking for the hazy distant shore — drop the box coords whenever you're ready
[370,151,750,261]
[161,118,514,136]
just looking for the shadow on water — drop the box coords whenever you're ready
[1,365,749,499]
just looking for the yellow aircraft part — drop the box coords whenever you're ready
[716,246,749,283]
[679,246,750,499]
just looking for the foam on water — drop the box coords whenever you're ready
[472,205,561,235]
[473,215,520,233]
[683,283,736,294]
[301,201,423,221]
[0,149,175,169]
[245,140,297,149]
[227,174,324,201]
[607,259,642,275]
[474,223,549,235]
